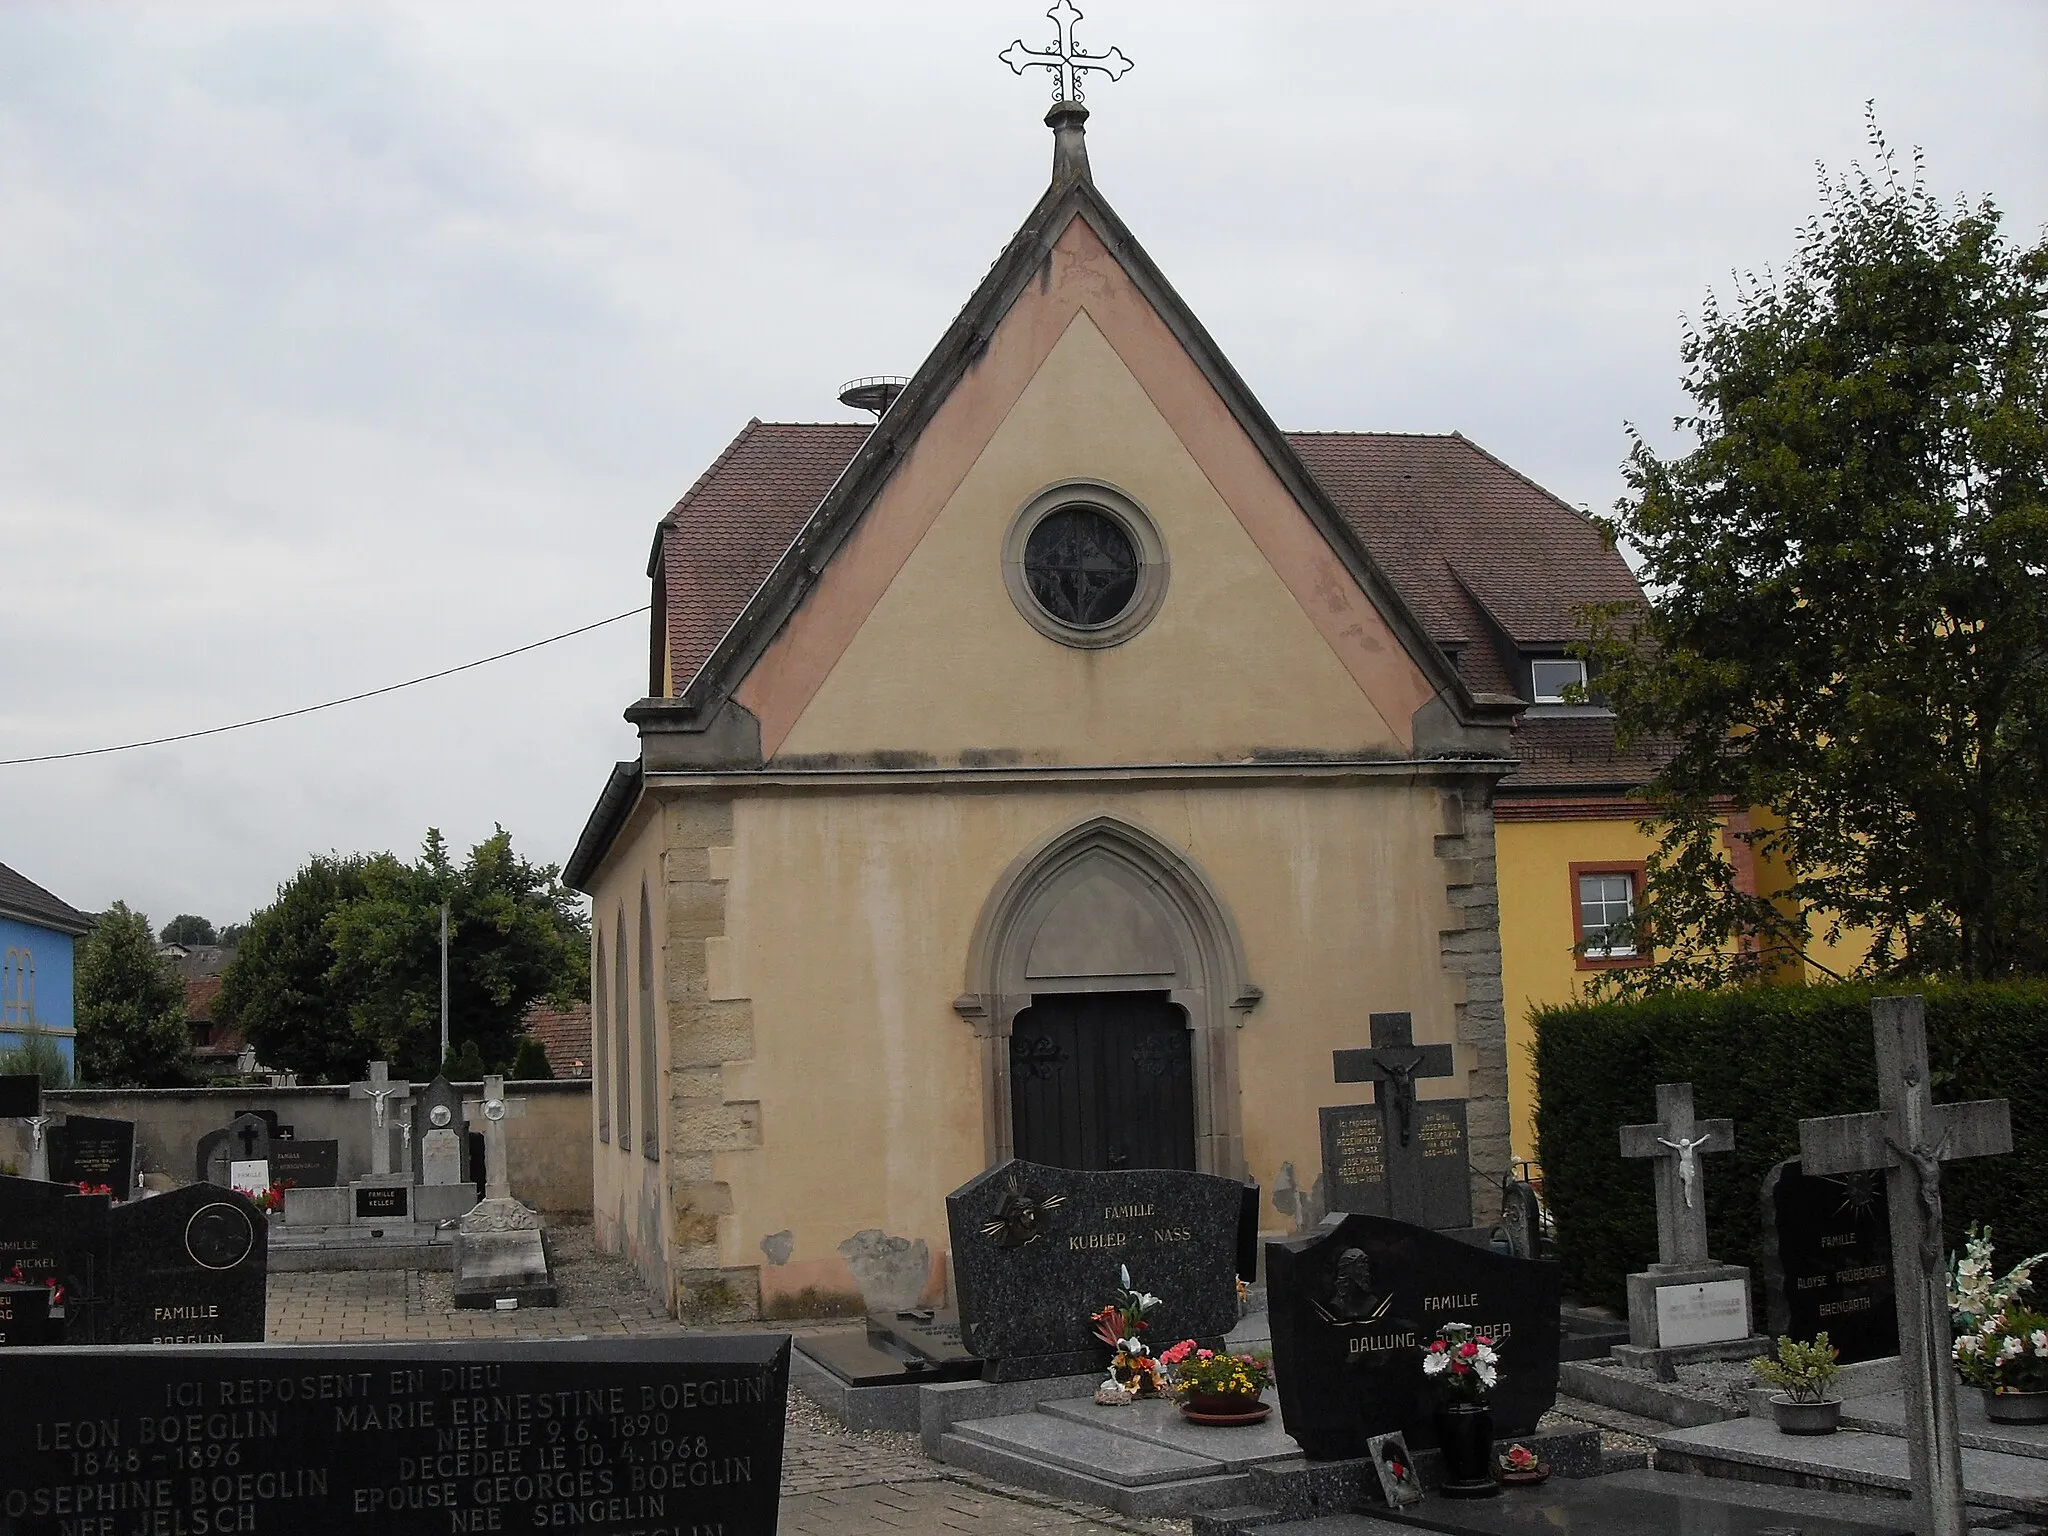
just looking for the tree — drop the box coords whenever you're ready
[511,1037,554,1081]
[158,914,218,946]
[75,903,192,1086]
[1587,121,2048,988]
[215,829,588,1082]
[213,855,371,1083]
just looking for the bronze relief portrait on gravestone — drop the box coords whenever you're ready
[980,1178,1069,1249]
[1315,1247,1394,1323]
[184,1202,255,1271]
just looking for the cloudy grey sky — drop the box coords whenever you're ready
[2,2,2042,928]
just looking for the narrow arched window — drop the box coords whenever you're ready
[592,933,611,1143]
[638,885,659,1161]
[614,907,632,1149]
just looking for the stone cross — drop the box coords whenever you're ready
[1334,1012,1455,1148]
[347,1061,413,1177]
[463,1075,528,1202]
[1799,996,2012,1536]
[999,0,1133,103]
[1620,1083,1735,1269]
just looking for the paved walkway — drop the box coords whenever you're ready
[265,1226,1185,1534]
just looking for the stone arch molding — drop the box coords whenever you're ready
[956,815,1261,1177]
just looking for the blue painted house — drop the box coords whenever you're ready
[0,862,93,1075]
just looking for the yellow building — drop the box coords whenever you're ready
[563,106,1646,1317]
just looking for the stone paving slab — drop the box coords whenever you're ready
[1841,1389,2048,1461]
[1038,1397,1302,1472]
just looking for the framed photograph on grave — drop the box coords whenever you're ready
[1368,1431,1424,1507]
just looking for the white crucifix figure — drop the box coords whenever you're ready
[463,1075,528,1203]
[24,1114,51,1183]
[1000,1,1133,103]
[348,1061,414,1177]
[1799,996,2011,1536]
[1619,1082,1734,1269]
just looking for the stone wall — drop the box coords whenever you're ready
[1435,784,1512,1218]
[1,1080,592,1217]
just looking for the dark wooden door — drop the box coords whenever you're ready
[1009,991,1196,1171]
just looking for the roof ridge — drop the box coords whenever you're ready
[1283,429,1462,441]
[1441,430,1607,531]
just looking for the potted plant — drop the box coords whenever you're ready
[1160,1339,1274,1423]
[1423,1322,1501,1498]
[1950,1226,2048,1424]
[1750,1334,1842,1434]
[1089,1266,1163,1399]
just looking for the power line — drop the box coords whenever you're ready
[1,606,650,767]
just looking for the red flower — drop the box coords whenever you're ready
[1459,1341,1478,1359]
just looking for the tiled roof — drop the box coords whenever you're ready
[0,863,92,936]
[521,1001,593,1080]
[663,420,874,692]
[185,975,223,1023]
[653,423,1644,696]
[1500,715,1672,792]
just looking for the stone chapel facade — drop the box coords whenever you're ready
[563,105,1642,1317]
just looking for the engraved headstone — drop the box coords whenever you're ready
[412,1075,469,1185]
[1618,1081,1758,1351]
[46,1114,137,1199]
[946,1158,1250,1382]
[0,1173,111,1342]
[104,1182,267,1345]
[0,1280,51,1346]
[1760,1158,1898,1364]
[1327,1011,1473,1229]
[269,1138,339,1190]
[0,1336,791,1533]
[1265,1212,1561,1460]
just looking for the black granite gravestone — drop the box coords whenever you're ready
[194,1126,228,1183]
[1760,1158,1899,1364]
[947,1158,1248,1381]
[46,1113,136,1199]
[0,1280,50,1345]
[356,1182,410,1220]
[0,1335,791,1533]
[0,1074,40,1119]
[105,1182,268,1344]
[271,1138,340,1188]
[0,1173,113,1343]
[1266,1213,1561,1460]
[1327,1014,1474,1230]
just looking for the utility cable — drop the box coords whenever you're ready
[1,605,650,766]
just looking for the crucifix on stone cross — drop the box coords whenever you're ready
[999,1,1133,103]
[348,1061,414,1177]
[463,1075,528,1203]
[1334,1012,1455,1149]
[1620,1083,1735,1269]
[1799,996,2011,1536]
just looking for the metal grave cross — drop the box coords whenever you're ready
[1619,1082,1735,1269]
[463,1075,528,1203]
[1333,1012,1455,1149]
[347,1061,414,1177]
[1000,1,1133,103]
[1799,996,2011,1536]
[233,1119,263,1159]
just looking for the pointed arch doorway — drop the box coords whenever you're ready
[957,816,1261,1177]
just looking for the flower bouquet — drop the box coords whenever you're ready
[1160,1339,1273,1421]
[1423,1321,1500,1402]
[1090,1266,1163,1399]
[1949,1227,2048,1423]
[1424,1322,1502,1498]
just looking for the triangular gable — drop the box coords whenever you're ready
[669,164,1509,756]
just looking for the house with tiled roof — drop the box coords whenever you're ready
[562,103,1687,1317]
[0,861,93,1076]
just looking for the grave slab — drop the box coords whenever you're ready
[1037,1394,1302,1472]
[1841,1387,2048,1462]
[950,1409,1229,1485]
[452,1195,556,1307]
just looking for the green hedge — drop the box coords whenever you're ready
[1532,981,2048,1312]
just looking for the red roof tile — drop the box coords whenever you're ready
[521,1001,593,1080]
[1500,715,1672,792]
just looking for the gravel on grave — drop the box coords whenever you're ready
[1570,1355,1759,1415]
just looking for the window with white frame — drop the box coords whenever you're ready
[1530,657,1588,704]
[1577,872,1637,958]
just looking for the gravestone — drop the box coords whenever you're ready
[0,1173,112,1342]
[453,1075,553,1306]
[946,1157,1248,1382]
[270,1138,340,1189]
[47,1113,137,1199]
[0,1280,50,1345]
[194,1126,228,1183]
[1617,1081,1760,1355]
[105,1182,267,1344]
[0,1335,791,1534]
[347,1060,413,1176]
[1501,1174,1545,1261]
[1325,1011,1473,1230]
[1265,1212,1561,1460]
[217,1111,272,1198]
[413,1074,469,1185]
[1760,1158,1898,1363]
[1798,995,2011,1536]
[5,1074,53,1182]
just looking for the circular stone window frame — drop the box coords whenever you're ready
[1001,480,1169,650]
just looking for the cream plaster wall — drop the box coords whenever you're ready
[716,781,1474,1304]
[775,311,1404,764]
[584,804,672,1302]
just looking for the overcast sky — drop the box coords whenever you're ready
[2,2,2042,930]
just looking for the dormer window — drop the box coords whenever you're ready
[1529,657,1588,704]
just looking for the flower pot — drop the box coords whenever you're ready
[1434,1403,1500,1498]
[1769,1394,1842,1435]
[1984,1389,2048,1425]
[1180,1392,1270,1425]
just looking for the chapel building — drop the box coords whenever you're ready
[564,105,1647,1316]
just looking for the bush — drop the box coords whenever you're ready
[1533,981,2048,1311]
[510,1037,553,1081]
[0,1032,72,1088]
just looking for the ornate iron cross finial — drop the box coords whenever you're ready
[1000,2,1132,102]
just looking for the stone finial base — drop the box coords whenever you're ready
[1625,1262,1754,1349]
